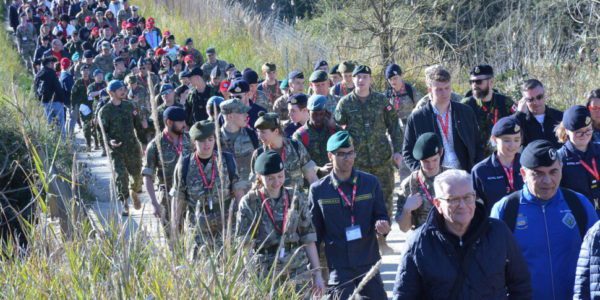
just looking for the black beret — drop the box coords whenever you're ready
[491,116,521,137]
[385,64,402,79]
[184,37,193,45]
[313,60,328,71]
[188,67,203,78]
[470,64,494,78]
[179,69,191,78]
[242,69,259,84]
[413,132,442,160]
[254,150,284,176]
[163,106,186,121]
[287,93,308,106]
[309,70,328,83]
[327,131,352,152]
[520,140,560,169]
[232,70,243,79]
[189,120,215,141]
[41,56,57,65]
[329,64,340,75]
[228,79,250,94]
[563,105,592,131]
[288,70,304,80]
[113,57,124,64]
[206,47,216,54]
[352,65,371,76]
[210,66,221,78]
[83,50,94,58]
[338,61,355,74]
[225,63,236,71]
[254,112,280,130]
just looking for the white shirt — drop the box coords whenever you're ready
[432,105,461,169]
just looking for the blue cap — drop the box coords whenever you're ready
[327,131,352,152]
[307,95,327,111]
[163,106,186,121]
[207,96,225,109]
[242,69,259,84]
[491,116,521,137]
[228,79,250,94]
[385,64,402,79]
[287,93,308,106]
[71,52,80,62]
[288,70,304,80]
[107,80,125,92]
[313,60,328,71]
[159,84,174,95]
[563,105,592,131]
[83,49,94,58]
[92,68,104,77]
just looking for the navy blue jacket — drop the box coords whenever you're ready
[559,140,600,213]
[472,152,524,213]
[309,169,389,270]
[34,66,66,103]
[393,204,531,299]
[247,101,267,130]
[514,106,563,148]
[575,220,600,299]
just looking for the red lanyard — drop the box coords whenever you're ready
[416,174,434,204]
[580,159,600,181]
[502,162,515,192]
[269,145,286,162]
[259,189,289,234]
[392,89,404,110]
[482,105,499,125]
[163,129,183,155]
[194,153,217,189]
[337,177,358,225]
[436,111,450,141]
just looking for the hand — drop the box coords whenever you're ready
[151,201,162,218]
[375,220,391,235]
[312,272,326,298]
[403,193,423,212]
[517,97,529,113]
[319,163,333,174]
[392,152,403,168]
[109,139,122,147]
[141,119,148,129]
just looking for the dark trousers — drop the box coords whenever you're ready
[328,265,386,299]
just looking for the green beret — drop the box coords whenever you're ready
[338,61,355,74]
[189,120,215,141]
[413,132,442,161]
[254,150,285,175]
[254,111,280,130]
[329,64,340,75]
[327,131,352,152]
[279,79,289,90]
[309,70,328,83]
[352,65,372,77]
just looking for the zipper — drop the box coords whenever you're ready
[541,205,556,300]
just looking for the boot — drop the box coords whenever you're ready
[378,235,395,255]
[131,191,141,210]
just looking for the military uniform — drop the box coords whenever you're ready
[98,100,144,204]
[396,167,447,229]
[385,84,419,125]
[88,81,108,147]
[72,77,96,148]
[257,80,282,110]
[185,87,214,126]
[335,90,402,217]
[128,85,151,121]
[292,123,339,168]
[220,127,259,191]
[250,90,270,112]
[93,53,115,75]
[272,94,290,122]
[15,21,36,69]
[200,60,229,81]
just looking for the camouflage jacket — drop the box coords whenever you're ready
[258,80,282,109]
[334,90,402,169]
[250,138,316,189]
[128,85,151,120]
[250,90,271,112]
[292,122,340,167]
[93,53,115,75]
[323,94,339,114]
[71,77,92,107]
[142,132,193,188]
[200,60,229,81]
[272,94,290,121]
[97,100,144,153]
[236,187,316,271]
[385,83,421,124]
[396,167,447,229]
[15,23,36,50]
[219,127,260,186]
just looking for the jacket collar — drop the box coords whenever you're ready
[330,169,358,189]
[424,202,488,247]
[521,184,561,206]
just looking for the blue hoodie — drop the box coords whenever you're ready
[491,185,598,300]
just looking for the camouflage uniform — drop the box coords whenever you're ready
[93,53,115,75]
[334,90,403,217]
[88,82,108,147]
[236,187,316,289]
[292,122,340,168]
[250,90,271,112]
[250,138,316,190]
[98,100,144,203]
[395,167,447,229]
[15,22,36,69]
[200,60,229,81]
[272,94,290,122]
[171,152,239,245]
[258,81,282,110]
[72,78,97,148]
[385,85,421,126]
[461,93,516,156]
[143,132,193,233]
[128,85,151,123]
[323,94,339,115]
[220,127,260,192]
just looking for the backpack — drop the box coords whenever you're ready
[244,127,259,149]
[501,188,588,238]
[180,152,237,186]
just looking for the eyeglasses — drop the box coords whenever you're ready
[574,128,593,138]
[334,150,356,159]
[437,193,476,207]
[525,94,545,103]
[469,77,490,85]
[588,105,600,112]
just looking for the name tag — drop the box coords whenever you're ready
[566,162,581,166]
[345,225,362,241]
[22,37,27,41]
[486,176,503,180]
[279,248,285,259]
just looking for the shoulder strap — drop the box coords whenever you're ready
[223,153,237,183]
[244,127,259,149]
[501,191,522,232]
[181,153,192,185]
[561,188,588,238]
[406,83,415,103]
[290,138,301,157]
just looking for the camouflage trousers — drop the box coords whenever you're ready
[81,114,98,148]
[158,186,181,239]
[110,149,142,203]
[362,163,395,219]
[19,46,34,70]
[255,246,313,295]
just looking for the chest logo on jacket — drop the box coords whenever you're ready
[562,213,576,229]
[516,214,528,230]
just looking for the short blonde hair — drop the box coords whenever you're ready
[425,65,451,86]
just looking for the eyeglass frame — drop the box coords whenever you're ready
[436,192,477,206]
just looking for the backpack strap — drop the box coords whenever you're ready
[297,127,309,148]
[406,83,415,104]
[501,191,522,232]
[561,188,589,238]
[222,152,238,183]
[244,127,259,149]
[181,153,192,186]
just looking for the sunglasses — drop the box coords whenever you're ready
[525,94,545,103]
[469,77,491,85]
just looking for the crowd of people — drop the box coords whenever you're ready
[8,0,600,298]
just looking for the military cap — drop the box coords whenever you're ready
[254,150,284,176]
[128,37,137,44]
[287,93,308,106]
[563,105,592,131]
[210,66,222,78]
[206,47,216,54]
[219,80,230,92]
[188,67,203,78]
[338,61,355,74]
[80,64,90,71]
[307,95,327,111]
[220,98,250,115]
[413,132,442,161]
[41,55,57,65]
[174,85,189,98]
[71,52,80,62]
[352,65,371,76]
[327,131,353,152]
[228,79,250,94]
[113,57,124,64]
[280,79,289,90]
[189,120,216,141]
[184,37,193,45]
[60,57,71,70]
[124,74,137,84]
[232,70,243,79]
[254,112,280,130]
[309,70,328,83]
[520,139,560,169]
[470,64,494,79]
[225,63,236,72]
[179,69,191,78]
[92,68,104,76]
[313,60,328,71]
[329,64,340,75]
[163,106,186,121]
[491,116,521,137]
[385,64,402,79]
[288,70,304,80]
[107,80,125,92]
[83,49,94,58]
[262,62,276,72]
[101,41,111,49]
[160,84,174,95]
[207,96,225,111]
[242,69,259,84]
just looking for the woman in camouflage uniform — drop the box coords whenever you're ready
[237,150,325,296]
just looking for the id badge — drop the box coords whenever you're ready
[279,248,285,259]
[345,225,362,241]
[592,180,598,190]
[22,37,27,41]
[208,197,213,211]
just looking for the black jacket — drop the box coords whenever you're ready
[34,66,66,103]
[514,106,563,148]
[392,204,532,300]
[185,87,214,126]
[574,220,600,299]
[402,101,483,171]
